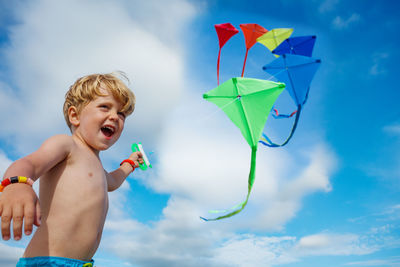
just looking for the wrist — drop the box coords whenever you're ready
[0,176,34,192]
[120,159,136,173]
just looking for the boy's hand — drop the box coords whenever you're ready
[129,151,144,168]
[0,184,41,241]
[107,151,145,192]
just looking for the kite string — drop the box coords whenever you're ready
[196,96,239,126]
[265,68,286,81]
[264,68,298,117]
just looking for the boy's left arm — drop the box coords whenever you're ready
[106,151,143,192]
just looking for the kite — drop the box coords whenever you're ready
[215,23,239,85]
[131,143,152,170]
[267,36,318,120]
[201,78,285,221]
[239,23,268,77]
[272,35,316,57]
[201,22,320,220]
[257,28,293,57]
[260,54,321,147]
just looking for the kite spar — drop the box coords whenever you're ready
[257,28,293,57]
[272,35,316,57]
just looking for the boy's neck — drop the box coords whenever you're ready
[72,133,101,158]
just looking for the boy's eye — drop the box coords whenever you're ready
[118,112,126,119]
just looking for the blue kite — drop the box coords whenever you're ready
[272,35,317,57]
[260,54,321,147]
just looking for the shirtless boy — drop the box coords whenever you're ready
[0,73,143,266]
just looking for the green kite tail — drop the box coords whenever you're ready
[200,146,257,221]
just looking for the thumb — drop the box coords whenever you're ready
[34,200,41,227]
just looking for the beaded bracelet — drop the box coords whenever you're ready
[0,176,34,192]
[120,159,136,172]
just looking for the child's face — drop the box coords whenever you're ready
[73,86,126,152]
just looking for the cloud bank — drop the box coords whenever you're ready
[1,0,196,155]
[98,92,341,266]
[3,1,391,267]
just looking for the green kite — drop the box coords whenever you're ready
[201,77,285,221]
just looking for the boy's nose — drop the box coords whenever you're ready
[109,111,119,120]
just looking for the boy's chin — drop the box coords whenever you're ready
[88,138,117,151]
[98,141,116,151]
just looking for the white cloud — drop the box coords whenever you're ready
[386,204,400,215]
[100,157,400,267]
[294,233,376,256]
[97,89,340,266]
[0,243,24,267]
[332,13,361,30]
[0,150,13,178]
[384,123,400,136]
[151,92,329,203]
[102,198,224,267]
[102,209,388,267]
[211,235,297,267]
[319,0,340,13]
[1,1,399,266]
[346,256,400,266]
[370,52,389,76]
[1,0,196,155]
[0,0,197,264]
[362,122,400,184]
[142,92,337,231]
[210,230,392,267]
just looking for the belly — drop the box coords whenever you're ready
[25,175,109,260]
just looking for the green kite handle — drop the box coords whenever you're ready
[131,143,152,171]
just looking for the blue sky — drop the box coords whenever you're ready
[0,0,399,266]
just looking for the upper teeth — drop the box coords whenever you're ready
[103,126,114,132]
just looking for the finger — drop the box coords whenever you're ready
[34,200,41,227]
[12,204,24,240]
[1,206,11,240]
[24,203,35,236]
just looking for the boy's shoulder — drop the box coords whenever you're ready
[37,134,77,155]
[24,134,78,174]
[45,134,75,146]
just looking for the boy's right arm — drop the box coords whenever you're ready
[0,134,74,241]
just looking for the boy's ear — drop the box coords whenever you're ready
[68,106,80,128]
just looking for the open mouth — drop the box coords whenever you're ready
[101,125,115,138]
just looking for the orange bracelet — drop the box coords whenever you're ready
[0,176,34,192]
[120,159,136,172]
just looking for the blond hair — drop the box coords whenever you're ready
[63,72,136,130]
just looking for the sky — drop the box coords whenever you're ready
[0,0,399,266]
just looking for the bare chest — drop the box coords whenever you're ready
[40,148,109,215]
